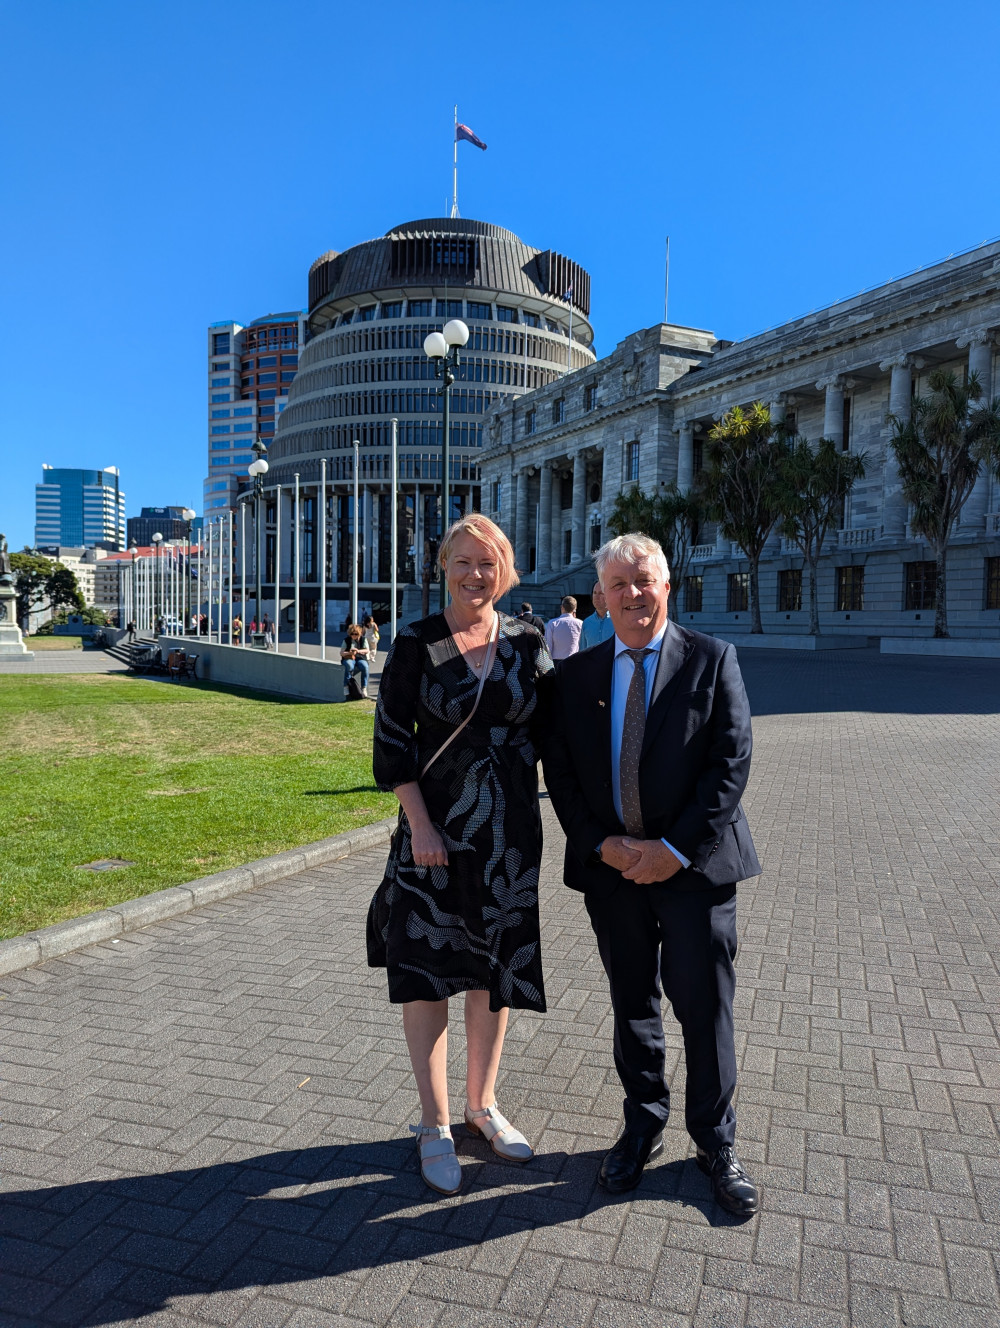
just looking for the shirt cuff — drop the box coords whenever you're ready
[660,838,691,869]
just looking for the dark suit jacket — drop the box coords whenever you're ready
[542,620,761,895]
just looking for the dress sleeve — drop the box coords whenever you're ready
[527,626,556,749]
[373,626,423,791]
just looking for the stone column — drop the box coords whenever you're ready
[552,465,566,569]
[817,376,844,443]
[879,355,914,539]
[413,482,421,583]
[676,421,694,494]
[571,450,587,564]
[959,330,994,532]
[515,467,530,575]
[537,461,553,576]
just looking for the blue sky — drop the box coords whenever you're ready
[3,0,999,551]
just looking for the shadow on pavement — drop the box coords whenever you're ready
[3,1136,738,1324]
[737,648,1000,717]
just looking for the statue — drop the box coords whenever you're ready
[0,534,12,584]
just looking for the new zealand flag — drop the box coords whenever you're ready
[456,123,487,151]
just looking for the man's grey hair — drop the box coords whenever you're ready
[593,533,671,585]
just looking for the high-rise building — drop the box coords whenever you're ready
[264,216,594,624]
[204,313,305,514]
[127,507,194,547]
[35,467,125,550]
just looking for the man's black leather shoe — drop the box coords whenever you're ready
[696,1145,759,1216]
[598,1128,664,1192]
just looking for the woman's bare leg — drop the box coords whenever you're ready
[402,999,450,1126]
[464,990,509,1110]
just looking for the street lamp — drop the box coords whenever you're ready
[423,317,469,607]
[181,508,196,634]
[151,532,163,630]
[247,436,269,646]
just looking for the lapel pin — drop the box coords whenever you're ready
[598,700,606,707]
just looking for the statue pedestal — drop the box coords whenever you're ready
[0,585,33,659]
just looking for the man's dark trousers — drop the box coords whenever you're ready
[585,879,738,1151]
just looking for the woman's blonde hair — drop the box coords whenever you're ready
[438,513,519,600]
[347,623,363,639]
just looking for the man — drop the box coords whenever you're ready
[579,580,615,651]
[543,533,760,1216]
[544,595,582,660]
[516,601,547,636]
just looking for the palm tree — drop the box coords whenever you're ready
[703,402,790,633]
[776,438,866,635]
[890,369,1000,638]
[608,485,703,620]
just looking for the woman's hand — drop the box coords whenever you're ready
[409,821,449,867]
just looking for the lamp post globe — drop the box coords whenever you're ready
[443,318,469,347]
[248,437,268,644]
[423,331,447,359]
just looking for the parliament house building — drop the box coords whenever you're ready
[265,217,594,627]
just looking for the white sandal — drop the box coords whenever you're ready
[464,1104,533,1162]
[409,1124,462,1195]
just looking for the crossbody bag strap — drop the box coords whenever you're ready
[420,614,500,779]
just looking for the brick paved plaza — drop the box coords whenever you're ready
[2,649,998,1328]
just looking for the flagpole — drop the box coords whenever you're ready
[567,301,573,373]
[451,104,459,218]
[664,235,670,324]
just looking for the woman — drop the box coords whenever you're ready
[341,623,370,698]
[361,613,380,663]
[369,514,553,1196]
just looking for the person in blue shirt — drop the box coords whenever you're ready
[579,580,615,651]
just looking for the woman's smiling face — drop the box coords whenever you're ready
[444,531,498,611]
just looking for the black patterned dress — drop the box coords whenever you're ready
[368,612,553,1012]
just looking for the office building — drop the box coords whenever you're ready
[35,467,125,550]
[127,507,195,548]
[204,313,305,514]
[264,216,594,625]
[483,238,1000,639]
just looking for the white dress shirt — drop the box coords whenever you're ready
[609,625,692,869]
[545,612,583,660]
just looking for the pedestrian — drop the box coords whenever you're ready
[515,601,547,635]
[341,623,370,698]
[249,618,257,636]
[262,614,274,649]
[124,620,136,642]
[543,533,761,1215]
[232,615,242,645]
[579,580,615,651]
[361,613,380,663]
[544,596,582,660]
[368,513,553,1196]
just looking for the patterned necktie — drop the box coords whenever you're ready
[619,648,652,837]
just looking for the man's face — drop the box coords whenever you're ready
[601,556,670,647]
[592,582,607,617]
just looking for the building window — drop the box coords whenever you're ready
[258,373,277,384]
[525,410,536,436]
[259,404,275,416]
[258,356,277,367]
[281,371,296,382]
[496,306,517,323]
[904,560,936,610]
[553,398,565,424]
[564,529,572,564]
[210,409,231,419]
[778,568,802,611]
[210,377,230,387]
[590,521,602,553]
[684,575,703,613]
[211,440,230,450]
[211,393,231,403]
[584,383,598,411]
[241,376,254,387]
[627,441,640,483]
[985,557,1000,610]
[280,354,298,366]
[842,396,851,451]
[233,407,252,417]
[211,425,231,434]
[407,300,431,317]
[258,389,277,400]
[358,306,376,321]
[490,480,502,514]
[380,302,403,319]
[339,310,354,325]
[837,565,864,611]
[233,423,252,433]
[212,333,231,355]
[467,301,492,320]
[522,312,540,327]
[727,572,749,613]
[211,360,229,371]
[436,300,463,318]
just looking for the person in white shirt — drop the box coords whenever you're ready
[544,596,583,660]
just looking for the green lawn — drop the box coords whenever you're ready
[26,636,84,650]
[0,674,395,939]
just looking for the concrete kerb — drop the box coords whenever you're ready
[0,816,397,978]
